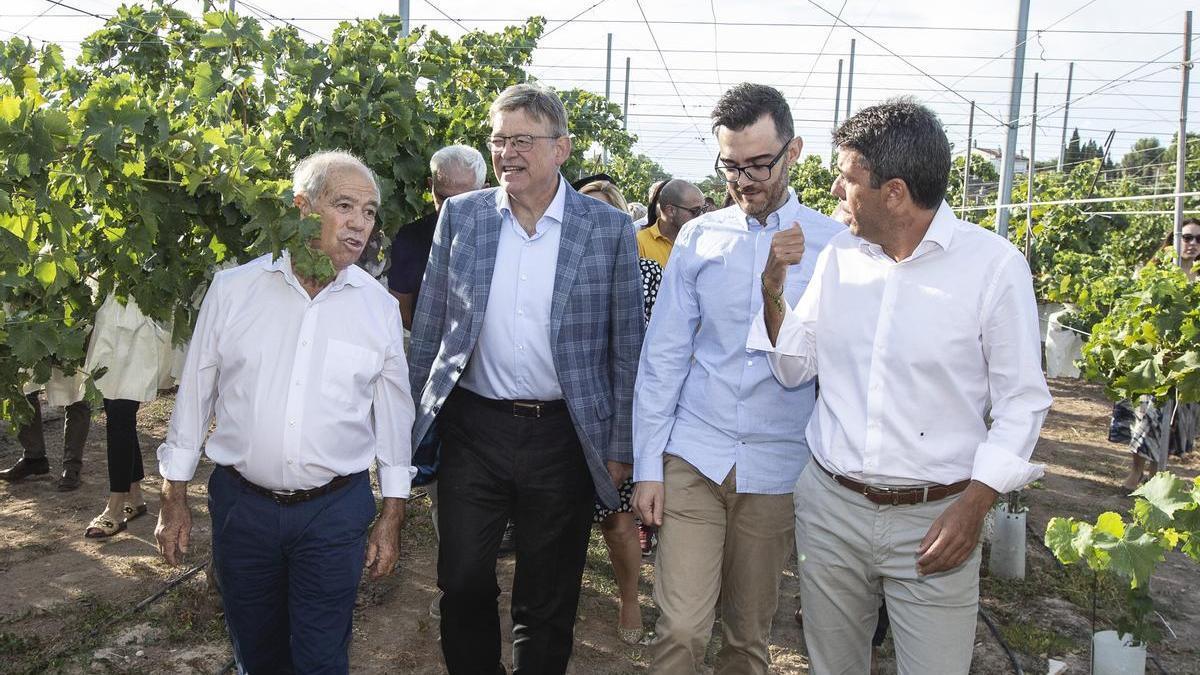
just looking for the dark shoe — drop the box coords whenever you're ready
[497,520,516,557]
[0,458,50,482]
[56,468,82,491]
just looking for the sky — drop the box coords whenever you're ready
[3,0,1197,182]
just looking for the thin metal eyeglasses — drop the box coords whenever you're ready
[666,203,710,218]
[488,134,562,152]
[713,140,792,184]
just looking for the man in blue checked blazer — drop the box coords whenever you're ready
[407,83,644,675]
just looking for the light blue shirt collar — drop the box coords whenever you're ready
[494,175,568,231]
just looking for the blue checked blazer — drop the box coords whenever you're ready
[407,181,645,509]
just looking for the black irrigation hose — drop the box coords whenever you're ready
[29,558,211,672]
[979,607,1024,675]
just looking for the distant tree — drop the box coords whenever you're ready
[697,172,730,205]
[789,155,838,215]
[1120,137,1165,180]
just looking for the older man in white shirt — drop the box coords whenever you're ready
[748,100,1051,674]
[154,150,415,674]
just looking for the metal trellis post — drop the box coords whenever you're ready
[996,0,1031,238]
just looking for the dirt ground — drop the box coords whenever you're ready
[0,378,1197,674]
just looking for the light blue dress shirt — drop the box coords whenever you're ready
[459,176,566,401]
[633,192,844,494]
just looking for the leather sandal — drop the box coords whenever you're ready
[84,514,127,539]
[123,502,148,522]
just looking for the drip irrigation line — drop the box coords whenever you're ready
[978,607,1024,674]
[30,558,211,671]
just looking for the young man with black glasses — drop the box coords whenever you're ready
[632,83,843,674]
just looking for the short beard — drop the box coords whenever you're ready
[737,173,790,223]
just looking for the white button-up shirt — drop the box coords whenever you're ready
[459,176,565,401]
[746,202,1052,494]
[157,253,416,498]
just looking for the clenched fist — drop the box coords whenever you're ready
[763,222,806,290]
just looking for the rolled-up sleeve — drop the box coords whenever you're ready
[374,314,417,498]
[157,274,224,482]
[971,252,1053,494]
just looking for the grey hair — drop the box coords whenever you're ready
[430,145,486,189]
[489,83,569,137]
[292,150,380,201]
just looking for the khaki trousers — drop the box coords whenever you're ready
[651,455,795,675]
[794,463,981,675]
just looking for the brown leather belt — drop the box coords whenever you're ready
[813,459,970,506]
[457,388,568,419]
[223,465,359,506]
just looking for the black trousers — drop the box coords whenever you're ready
[436,387,596,675]
[103,398,143,493]
[18,392,91,468]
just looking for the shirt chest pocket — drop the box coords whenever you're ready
[321,339,382,407]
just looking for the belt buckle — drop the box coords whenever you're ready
[513,402,542,419]
[862,484,901,505]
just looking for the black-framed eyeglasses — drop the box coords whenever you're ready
[488,134,562,152]
[714,140,792,184]
[1182,234,1200,243]
[666,203,709,218]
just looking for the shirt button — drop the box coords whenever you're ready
[518,310,524,316]
[521,275,528,281]
[747,360,754,367]
[301,340,309,346]
[287,459,294,465]
[518,345,525,351]
[289,419,296,427]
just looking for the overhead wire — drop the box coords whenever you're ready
[633,0,709,149]
[709,0,721,92]
[7,13,1179,35]
[946,0,1101,92]
[792,0,847,106]
[803,0,1007,126]
[542,0,613,39]
[421,0,468,32]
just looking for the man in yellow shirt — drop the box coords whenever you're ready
[637,179,707,267]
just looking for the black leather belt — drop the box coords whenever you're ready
[222,465,358,506]
[812,459,970,506]
[457,388,568,419]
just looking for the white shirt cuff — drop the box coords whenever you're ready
[156,443,202,483]
[378,464,417,499]
[971,444,1045,494]
[745,308,777,352]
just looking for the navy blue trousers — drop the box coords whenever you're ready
[208,466,376,675]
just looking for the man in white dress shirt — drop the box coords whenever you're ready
[748,99,1052,673]
[154,151,415,674]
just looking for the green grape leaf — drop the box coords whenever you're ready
[1045,517,1082,565]
[1096,527,1163,589]
[1132,472,1195,530]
